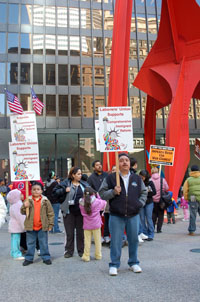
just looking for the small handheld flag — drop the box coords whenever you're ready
[5,90,23,115]
[31,88,44,115]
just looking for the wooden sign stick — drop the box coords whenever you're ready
[115,152,120,186]
[107,152,110,172]
[25,181,29,218]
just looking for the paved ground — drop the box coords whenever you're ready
[0,210,200,302]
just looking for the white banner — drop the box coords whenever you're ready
[9,142,40,182]
[10,111,38,143]
[98,107,134,152]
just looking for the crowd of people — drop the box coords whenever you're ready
[0,157,200,276]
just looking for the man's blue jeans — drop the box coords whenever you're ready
[109,214,139,268]
[25,229,51,261]
[52,203,61,233]
[188,201,200,233]
[139,203,154,239]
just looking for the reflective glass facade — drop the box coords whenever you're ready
[0,0,199,180]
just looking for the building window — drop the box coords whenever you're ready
[33,34,44,55]
[9,4,19,24]
[46,95,56,116]
[70,65,80,86]
[69,8,79,28]
[58,36,68,55]
[45,6,56,27]
[81,9,91,29]
[71,95,81,117]
[21,33,31,54]
[57,7,68,27]
[81,37,92,56]
[20,63,30,84]
[0,4,7,23]
[59,95,68,116]
[58,65,68,86]
[95,96,105,117]
[8,33,18,54]
[46,64,55,85]
[21,5,32,24]
[94,66,105,86]
[33,64,43,85]
[0,63,6,84]
[0,33,6,54]
[93,10,102,29]
[93,37,103,57]
[0,94,5,116]
[33,5,44,26]
[70,36,80,56]
[45,35,56,55]
[82,66,93,86]
[7,63,18,84]
[20,94,31,111]
[83,96,93,117]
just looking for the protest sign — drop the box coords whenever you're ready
[194,138,200,160]
[10,111,38,142]
[9,141,40,182]
[98,106,133,152]
[149,145,175,166]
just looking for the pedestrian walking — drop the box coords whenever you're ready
[44,171,62,233]
[21,182,54,266]
[151,167,169,233]
[183,165,200,235]
[79,187,106,262]
[99,153,147,276]
[53,167,89,258]
[7,189,25,260]
[139,170,156,241]
[167,193,178,224]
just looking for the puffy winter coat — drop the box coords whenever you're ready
[151,173,169,203]
[0,194,7,228]
[7,189,25,233]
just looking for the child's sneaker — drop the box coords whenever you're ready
[14,256,25,260]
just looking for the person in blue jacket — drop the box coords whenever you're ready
[167,192,178,224]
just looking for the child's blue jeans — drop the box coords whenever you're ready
[25,229,51,261]
[11,233,23,258]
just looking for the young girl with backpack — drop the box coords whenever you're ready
[79,187,106,262]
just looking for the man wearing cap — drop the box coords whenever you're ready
[183,165,200,235]
[99,153,147,276]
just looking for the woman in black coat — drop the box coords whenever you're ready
[53,167,89,258]
[139,170,156,241]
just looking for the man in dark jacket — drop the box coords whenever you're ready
[88,160,108,192]
[99,153,147,276]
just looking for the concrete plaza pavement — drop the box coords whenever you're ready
[0,212,200,302]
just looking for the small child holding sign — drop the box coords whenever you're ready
[21,182,54,266]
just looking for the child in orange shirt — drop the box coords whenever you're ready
[21,182,54,266]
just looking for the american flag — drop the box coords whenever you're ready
[5,90,24,115]
[31,88,44,115]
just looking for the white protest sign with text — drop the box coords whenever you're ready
[10,111,38,142]
[9,142,40,182]
[98,107,134,152]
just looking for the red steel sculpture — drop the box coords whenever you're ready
[103,0,133,171]
[133,0,200,200]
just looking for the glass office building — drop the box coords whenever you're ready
[0,0,199,180]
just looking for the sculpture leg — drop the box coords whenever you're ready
[145,95,163,172]
[165,60,200,200]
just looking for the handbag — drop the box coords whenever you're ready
[159,178,172,210]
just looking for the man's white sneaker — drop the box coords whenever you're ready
[138,235,144,243]
[130,264,142,273]
[140,233,148,240]
[109,267,118,276]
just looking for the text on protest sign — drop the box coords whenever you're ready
[98,107,134,152]
[10,111,38,143]
[149,145,175,166]
[9,141,40,182]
